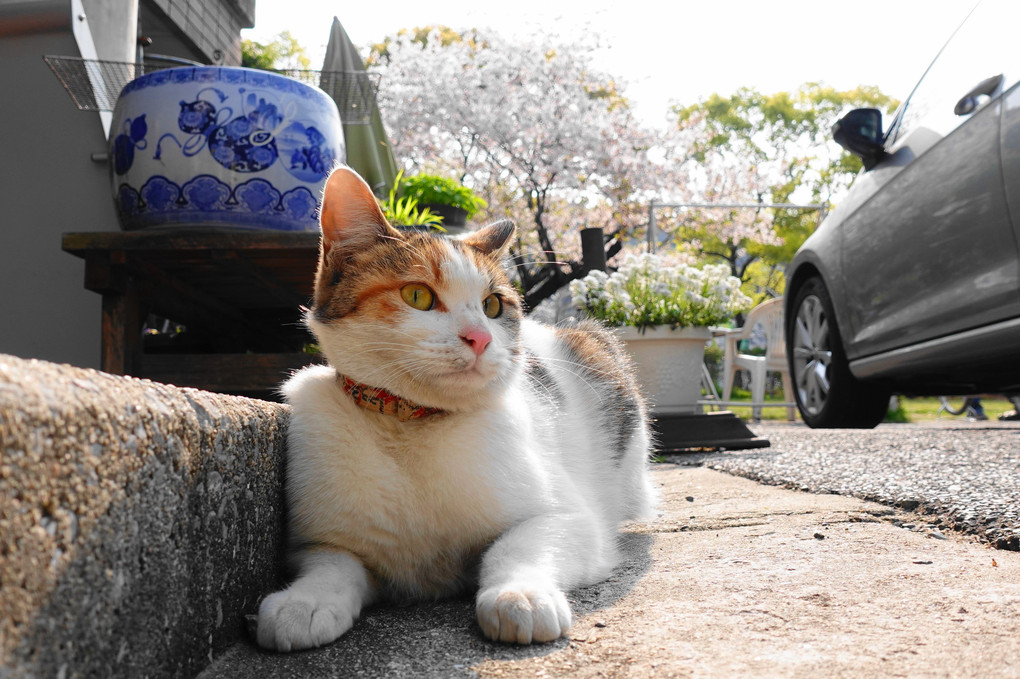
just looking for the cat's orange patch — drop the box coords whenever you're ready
[358,291,404,319]
[355,282,402,308]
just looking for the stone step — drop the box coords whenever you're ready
[0,355,287,678]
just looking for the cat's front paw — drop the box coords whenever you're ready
[256,587,358,652]
[476,583,572,644]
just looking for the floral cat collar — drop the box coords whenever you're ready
[337,373,445,422]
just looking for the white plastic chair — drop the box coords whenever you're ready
[719,298,795,421]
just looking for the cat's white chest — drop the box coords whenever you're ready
[282,366,543,596]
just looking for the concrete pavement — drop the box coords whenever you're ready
[713,420,1020,551]
[203,463,1020,678]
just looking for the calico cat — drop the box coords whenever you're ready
[256,167,655,651]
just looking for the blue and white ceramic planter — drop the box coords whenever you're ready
[109,66,344,231]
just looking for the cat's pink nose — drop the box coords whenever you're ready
[461,327,492,356]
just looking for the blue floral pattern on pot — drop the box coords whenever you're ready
[112,114,149,176]
[109,66,345,231]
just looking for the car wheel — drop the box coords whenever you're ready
[787,276,889,428]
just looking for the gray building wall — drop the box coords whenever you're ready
[0,3,113,370]
[0,0,255,371]
[144,0,254,65]
[81,0,137,63]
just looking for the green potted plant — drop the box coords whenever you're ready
[379,171,444,231]
[570,253,751,414]
[399,173,487,230]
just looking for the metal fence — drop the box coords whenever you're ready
[43,55,380,123]
[646,200,828,252]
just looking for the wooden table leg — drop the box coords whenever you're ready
[100,283,141,376]
[84,251,142,376]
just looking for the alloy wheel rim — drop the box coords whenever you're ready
[792,294,832,416]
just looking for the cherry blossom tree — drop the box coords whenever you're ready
[370,28,668,309]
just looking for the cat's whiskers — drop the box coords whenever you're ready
[345,339,419,353]
[400,361,447,389]
[337,344,418,368]
[337,325,425,350]
[521,363,564,404]
[354,350,464,391]
[331,342,422,384]
[505,259,575,272]
[338,329,481,382]
[357,363,418,391]
[529,356,617,405]
[354,323,430,343]
[539,355,618,381]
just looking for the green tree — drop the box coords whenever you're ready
[666,83,898,300]
[241,31,310,70]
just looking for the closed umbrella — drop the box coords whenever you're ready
[319,17,399,197]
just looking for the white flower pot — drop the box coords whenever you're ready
[614,325,711,415]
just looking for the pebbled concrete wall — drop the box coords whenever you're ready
[0,355,288,678]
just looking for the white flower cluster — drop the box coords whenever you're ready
[570,253,751,328]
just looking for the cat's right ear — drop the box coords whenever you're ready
[319,166,400,260]
[462,219,516,258]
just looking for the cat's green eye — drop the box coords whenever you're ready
[482,293,503,319]
[401,284,435,311]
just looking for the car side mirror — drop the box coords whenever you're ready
[832,108,887,171]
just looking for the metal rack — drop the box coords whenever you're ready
[42,55,381,123]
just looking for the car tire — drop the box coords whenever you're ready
[786,276,890,428]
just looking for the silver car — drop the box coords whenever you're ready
[785,0,1020,428]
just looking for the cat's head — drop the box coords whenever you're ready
[307,167,523,412]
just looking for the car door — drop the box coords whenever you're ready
[839,1,1020,360]
[999,87,1020,255]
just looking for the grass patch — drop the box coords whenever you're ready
[704,386,797,422]
[897,396,1014,422]
[706,391,1016,424]
[885,398,910,423]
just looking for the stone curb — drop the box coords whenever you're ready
[0,355,287,678]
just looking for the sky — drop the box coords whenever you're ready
[242,0,977,127]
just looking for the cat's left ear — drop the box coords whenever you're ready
[462,220,516,258]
